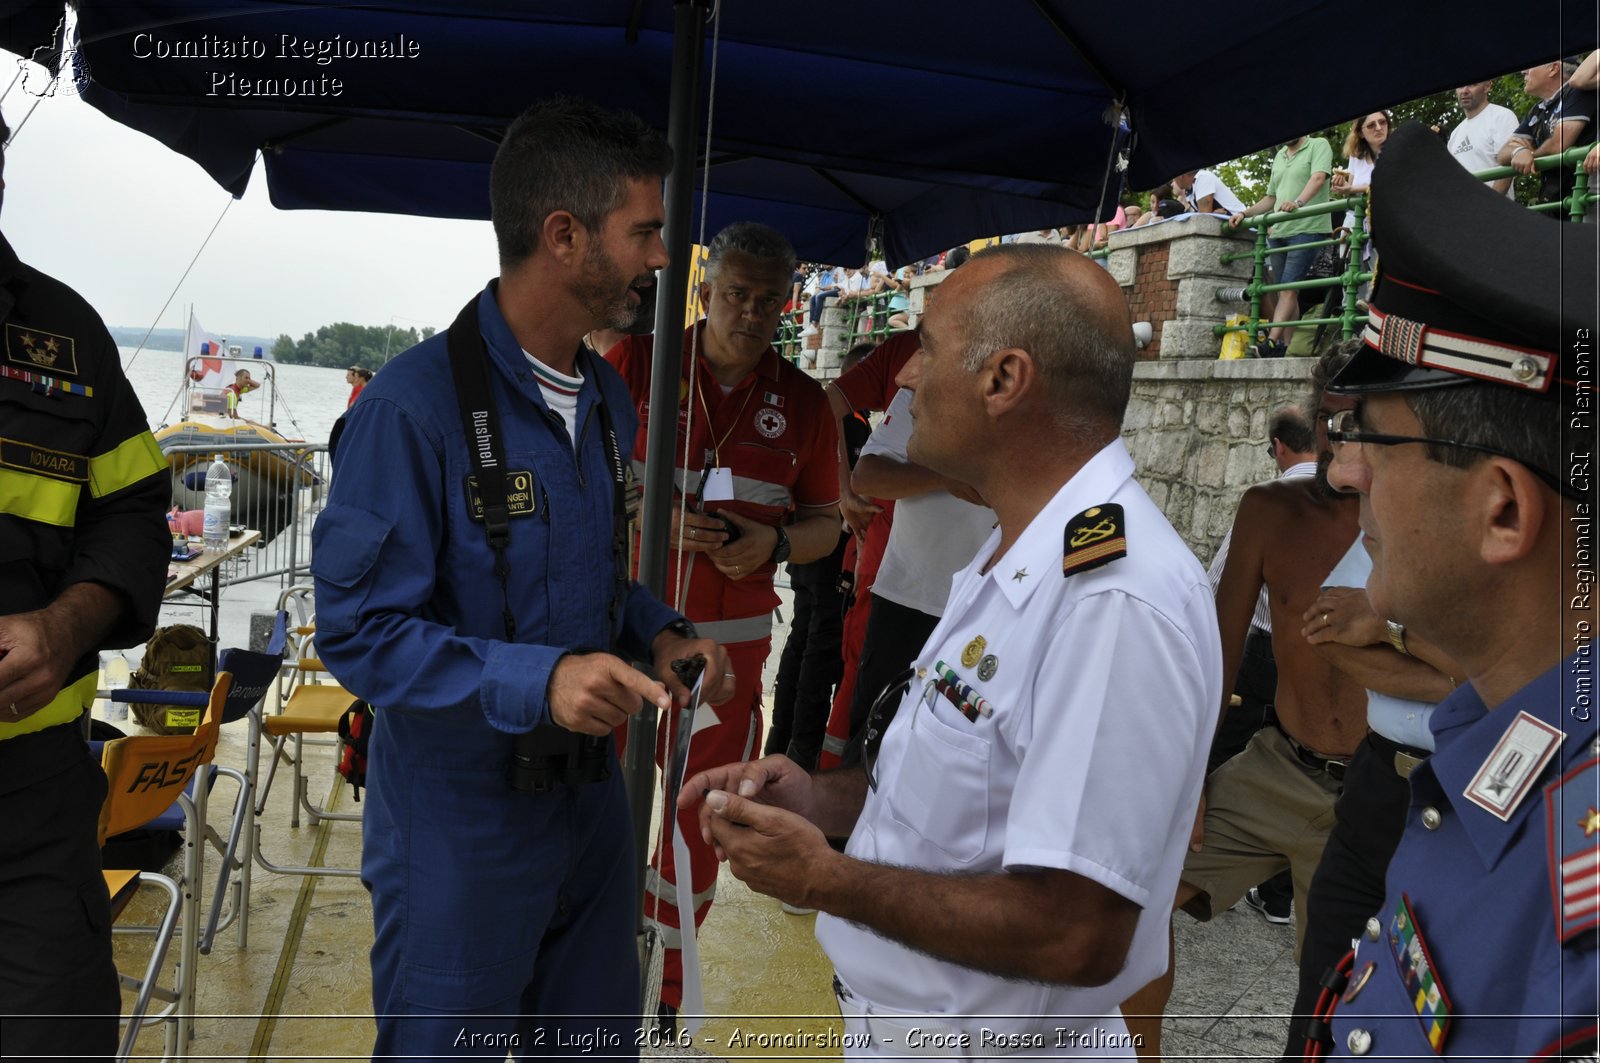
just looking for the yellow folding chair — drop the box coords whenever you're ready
[246,590,362,879]
[98,673,230,1062]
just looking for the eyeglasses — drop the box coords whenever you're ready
[1263,438,1277,455]
[861,667,918,791]
[1324,409,1566,493]
[1363,119,1389,130]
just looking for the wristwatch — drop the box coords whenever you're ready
[1385,620,1410,656]
[769,524,792,565]
[661,618,699,642]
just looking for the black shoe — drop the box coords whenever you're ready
[1244,886,1294,925]
[1250,338,1287,359]
[656,1000,677,1034]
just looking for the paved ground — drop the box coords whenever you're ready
[148,569,1299,1060]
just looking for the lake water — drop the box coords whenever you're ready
[120,346,352,444]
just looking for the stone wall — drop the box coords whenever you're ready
[1105,214,1256,362]
[796,226,1313,564]
[1122,357,1315,565]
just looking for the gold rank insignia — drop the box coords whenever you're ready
[1063,503,1127,577]
[5,323,79,376]
[961,635,986,668]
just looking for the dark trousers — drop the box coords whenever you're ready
[1282,731,1417,1059]
[0,724,120,1061]
[841,594,940,767]
[1210,627,1276,774]
[767,535,849,771]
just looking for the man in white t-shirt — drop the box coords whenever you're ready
[1176,168,1247,215]
[1447,81,1518,196]
[839,387,996,762]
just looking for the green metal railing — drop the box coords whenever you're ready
[1212,143,1596,351]
[840,291,903,350]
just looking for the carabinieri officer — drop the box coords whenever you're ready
[311,98,732,1061]
[1313,122,1597,1060]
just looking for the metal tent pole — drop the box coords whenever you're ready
[627,0,707,995]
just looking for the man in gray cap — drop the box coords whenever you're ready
[1308,120,1596,1060]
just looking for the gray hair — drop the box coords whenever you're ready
[956,244,1134,437]
[703,222,797,284]
[490,96,672,268]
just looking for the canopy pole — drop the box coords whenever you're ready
[629,0,708,989]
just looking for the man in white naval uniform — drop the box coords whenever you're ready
[681,244,1222,1059]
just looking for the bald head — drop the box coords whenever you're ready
[954,244,1135,438]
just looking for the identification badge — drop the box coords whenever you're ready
[0,436,89,482]
[464,469,539,521]
[1464,710,1563,821]
[701,466,735,502]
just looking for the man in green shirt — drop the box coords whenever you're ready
[1228,136,1333,358]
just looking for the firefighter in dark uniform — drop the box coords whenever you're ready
[0,112,173,1057]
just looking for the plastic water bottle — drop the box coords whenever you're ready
[203,454,232,552]
[103,653,130,723]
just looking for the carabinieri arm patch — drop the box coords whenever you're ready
[1063,503,1126,577]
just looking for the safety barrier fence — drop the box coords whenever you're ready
[1213,143,1596,350]
[162,442,331,588]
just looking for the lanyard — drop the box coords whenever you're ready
[445,289,630,644]
[693,367,756,468]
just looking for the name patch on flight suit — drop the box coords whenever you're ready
[0,437,89,482]
[5,323,79,376]
[1063,503,1126,577]
[463,469,540,521]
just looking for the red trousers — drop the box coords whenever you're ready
[644,637,768,1008]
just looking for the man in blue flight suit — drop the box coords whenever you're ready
[311,97,734,1060]
[1312,121,1596,1060]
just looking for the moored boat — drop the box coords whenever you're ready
[155,341,320,541]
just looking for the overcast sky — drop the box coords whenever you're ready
[1,46,498,341]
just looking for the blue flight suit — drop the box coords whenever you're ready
[1330,653,1598,1060]
[312,284,680,1060]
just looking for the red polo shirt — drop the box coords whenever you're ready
[830,329,919,413]
[607,324,839,638]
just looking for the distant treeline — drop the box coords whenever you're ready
[109,326,276,355]
[272,322,436,370]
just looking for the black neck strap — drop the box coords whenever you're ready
[445,292,631,645]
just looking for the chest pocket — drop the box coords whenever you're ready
[729,441,796,509]
[886,701,992,864]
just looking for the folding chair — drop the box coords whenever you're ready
[194,644,284,953]
[247,592,362,879]
[97,673,231,1062]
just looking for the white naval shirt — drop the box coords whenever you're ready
[815,440,1222,1038]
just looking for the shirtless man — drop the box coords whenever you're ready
[1124,342,1368,1059]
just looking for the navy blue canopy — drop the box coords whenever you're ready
[19,1,1595,265]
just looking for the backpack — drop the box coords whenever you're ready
[336,699,375,800]
[131,624,214,734]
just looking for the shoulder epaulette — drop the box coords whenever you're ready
[1063,503,1126,577]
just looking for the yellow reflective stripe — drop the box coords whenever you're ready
[89,431,167,498]
[0,465,81,526]
[0,671,98,740]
